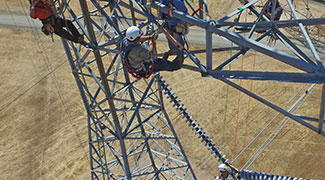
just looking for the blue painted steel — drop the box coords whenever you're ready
[152,1,325,137]
[215,30,271,70]
[207,70,325,83]
[119,1,146,16]
[79,1,133,178]
[123,76,157,134]
[61,38,98,178]
[203,0,209,21]
[296,115,325,122]
[184,51,207,72]
[154,2,324,74]
[217,18,325,28]
[218,0,259,23]
[206,26,322,73]
[286,0,324,70]
[206,30,212,70]
[184,0,199,18]
[199,0,203,19]
[238,0,271,21]
[276,30,317,66]
[218,78,324,135]
[62,1,325,179]
[90,0,123,36]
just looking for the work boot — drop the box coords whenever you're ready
[173,55,184,68]
[76,35,84,43]
[163,49,177,60]
[41,25,50,35]
[163,51,169,60]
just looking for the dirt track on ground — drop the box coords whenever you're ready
[1,0,325,179]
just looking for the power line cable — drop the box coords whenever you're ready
[242,84,315,170]
[14,0,88,161]
[240,84,315,170]
[232,83,309,164]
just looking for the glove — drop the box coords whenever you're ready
[175,23,185,33]
[184,23,190,35]
[44,23,54,33]
[175,23,189,35]
[41,25,50,35]
[150,33,158,41]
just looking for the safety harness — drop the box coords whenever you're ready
[120,39,154,79]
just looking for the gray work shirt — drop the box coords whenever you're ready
[127,41,152,69]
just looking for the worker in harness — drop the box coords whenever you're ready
[29,0,84,43]
[159,0,189,66]
[121,26,184,78]
[263,0,283,21]
[262,0,283,44]
[216,164,237,180]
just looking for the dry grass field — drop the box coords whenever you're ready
[1,0,325,179]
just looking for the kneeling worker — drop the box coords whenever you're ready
[121,26,184,77]
[264,0,283,21]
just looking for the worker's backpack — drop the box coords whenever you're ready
[30,0,53,19]
[120,39,154,79]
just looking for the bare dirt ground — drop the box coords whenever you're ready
[1,0,325,180]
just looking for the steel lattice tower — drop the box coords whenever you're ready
[61,0,197,179]
[58,0,325,179]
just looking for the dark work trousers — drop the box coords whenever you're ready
[152,57,181,72]
[42,16,82,43]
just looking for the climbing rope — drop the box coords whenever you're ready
[191,1,204,16]
[220,38,234,153]
[239,32,258,166]
[231,83,308,164]
[123,60,155,79]
[232,7,249,161]
[242,84,315,171]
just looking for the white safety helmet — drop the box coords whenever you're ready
[126,26,142,41]
[218,163,228,172]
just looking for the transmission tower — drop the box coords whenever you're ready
[61,0,197,179]
[57,0,325,179]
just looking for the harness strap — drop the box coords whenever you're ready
[167,7,173,18]
[120,39,154,79]
[123,60,154,79]
[166,0,173,19]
